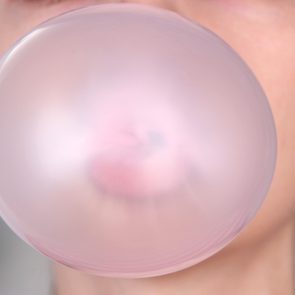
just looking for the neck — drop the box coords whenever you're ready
[54,221,295,295]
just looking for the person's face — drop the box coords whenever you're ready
[0,0,294,256]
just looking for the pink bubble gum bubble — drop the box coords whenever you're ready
[0,3,277,278]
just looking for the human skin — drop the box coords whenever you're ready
[0,0,295,294]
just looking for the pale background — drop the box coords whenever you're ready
[0,219,53,295]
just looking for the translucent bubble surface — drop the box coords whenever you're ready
[0,4,277,278]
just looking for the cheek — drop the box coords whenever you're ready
[236,43,295,248]
[0,5,55,54]
[196,15,295,249]
[0,1,94,54]
[236,96,295,247]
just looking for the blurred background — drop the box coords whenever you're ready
[0,218,53,295]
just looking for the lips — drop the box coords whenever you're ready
[89,126,187,198]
